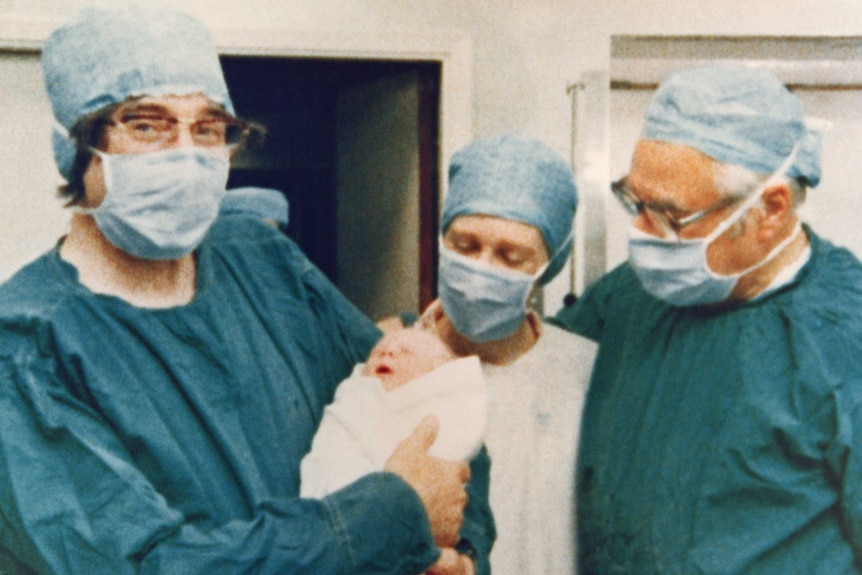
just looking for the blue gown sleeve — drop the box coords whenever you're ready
[800,302,862,568]
[297,257,383,375]
[457,446,495,575]
[831,385,862,566]
[0,348,438,575]
[552,264,634,341]
[274,235,383,402]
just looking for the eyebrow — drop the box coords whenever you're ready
[447,231,535,253]
[621,178,687,214]
[499,243,538,258]
[116,102,230,118]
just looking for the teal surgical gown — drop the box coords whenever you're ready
[554,229,862,574]
[0,217,492,575]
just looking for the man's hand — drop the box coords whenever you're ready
[385,416,470,547]
[426,548,475,575]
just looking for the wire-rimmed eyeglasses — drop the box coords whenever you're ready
[611,178,743,237]
[107,111,251,150]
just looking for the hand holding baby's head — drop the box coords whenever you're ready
[363,328,456,391]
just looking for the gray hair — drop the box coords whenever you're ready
[713,162,806,208]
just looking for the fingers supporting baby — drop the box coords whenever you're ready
[426,548,475,575]
[384,415,470,548]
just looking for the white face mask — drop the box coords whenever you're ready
[628,148,802,307]
[74,147,229,260]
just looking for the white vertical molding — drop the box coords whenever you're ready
[571,69,610,295]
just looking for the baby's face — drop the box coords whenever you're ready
[363,329,454,390]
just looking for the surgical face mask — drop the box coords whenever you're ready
[438,245,550,343]
[628,162,802,307]
[75,147,229,260]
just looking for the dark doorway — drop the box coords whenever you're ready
[221,56,441,320]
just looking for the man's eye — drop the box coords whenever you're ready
[501,251,527,266]
[122,116,169,133]
[508,261,530,272]
[194,121,226,137]
[130,122,155,133]
[451,240,476,253]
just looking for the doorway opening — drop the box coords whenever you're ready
[222,56,442,322]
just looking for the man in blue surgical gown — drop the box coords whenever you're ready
[0,4,491,575]
[554,65,862,573]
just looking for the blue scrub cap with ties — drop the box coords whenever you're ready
[440,135,578,285]
[220,187,290,228]
[42,2,234,180]
[642,65,821,187]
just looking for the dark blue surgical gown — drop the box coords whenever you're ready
[554,228,862,574]
[0,217,492,575]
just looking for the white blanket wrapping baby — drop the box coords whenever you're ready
[300,355,486,498]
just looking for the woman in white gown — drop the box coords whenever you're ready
[417,135,598,575]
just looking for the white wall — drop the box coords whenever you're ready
[6,0,859,133]
[0,52,68,279]
[1,0,861,305]
[797,90,862,254]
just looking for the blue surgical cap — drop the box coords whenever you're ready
[42,3,233,180]
[642,65,821,187]
[220,187,290,228]
[441,135,578,285]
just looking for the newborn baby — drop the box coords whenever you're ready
[300,328,486,498]
[363,327,457,390]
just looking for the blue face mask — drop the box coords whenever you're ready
[628,148,803,307]
[628,216,802,307]
[438,245,550,343]
[77,147,229,260]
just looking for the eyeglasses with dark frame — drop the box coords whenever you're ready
[106,109,251,150]
[611,178,744,237]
